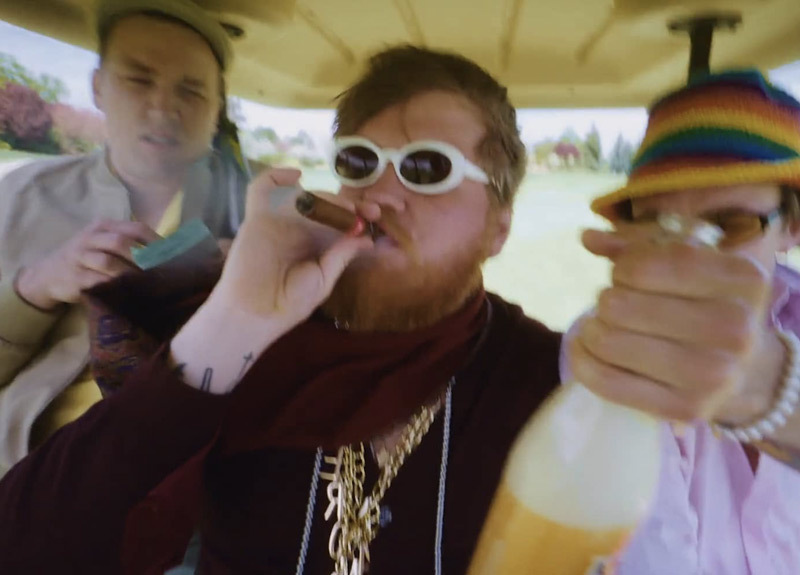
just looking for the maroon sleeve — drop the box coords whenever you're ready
[0,351,228,573]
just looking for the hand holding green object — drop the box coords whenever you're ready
[131,220,219,270]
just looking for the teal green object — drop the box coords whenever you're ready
[131,219,214,270]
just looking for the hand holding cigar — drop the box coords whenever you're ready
[295,191,369,237]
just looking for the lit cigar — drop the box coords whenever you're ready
[295,192,367,236]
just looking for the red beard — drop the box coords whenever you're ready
[321,221,493,332]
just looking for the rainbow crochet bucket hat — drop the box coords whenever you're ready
[591,69,800,220]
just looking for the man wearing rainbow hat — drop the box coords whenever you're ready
[568,69,800,573]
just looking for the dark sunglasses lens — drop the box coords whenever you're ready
[399,150,452,185]
[713,212,763,247]
[335,146,379,180]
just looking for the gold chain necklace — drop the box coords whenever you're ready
[321,400,441,575]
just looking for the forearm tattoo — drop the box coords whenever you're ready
[200,368,214,392]
[236,352,255,384]
[171,352,255,392]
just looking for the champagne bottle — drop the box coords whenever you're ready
[468,383,660,574]
[469,215,722,574]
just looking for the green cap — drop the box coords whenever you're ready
[96,0,233,70]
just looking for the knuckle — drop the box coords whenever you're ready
[676,402,706,422]
[109,234,128,252]
[721,302,758,352]
[666,241,696,261]
[96,253,114,270]
[731,257,770,298]
[80,275,102,290]
[581,319,616,360]
[569,342,603,389]
[656,395,702,422]
[90,219,111,232]
[596,288,624,320]
[133,221,152,235]
[611,255,638,286]
[750,278,771,304]
[669,243,703,278]
[76,229,95,245]
[566,335,586,370]
[734,256,767,282]
[613,250,664,290]
[702,354,739,393]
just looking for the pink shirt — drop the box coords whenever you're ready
[562,264,800,574]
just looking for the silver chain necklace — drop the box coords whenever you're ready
[295,379,454,575]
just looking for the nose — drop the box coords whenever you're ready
[358,163,408,214]
[146,83,180,122]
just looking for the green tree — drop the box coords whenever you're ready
[609,135,636,174]
[558,127,582,145]
[32,75,67,104]
[296,129,314,149]
[0,53,67,103]
[0,54,32,88]
[253,126,279,144]
[287,130,315,149]
[530,140,556,167]
[585,125,602,171]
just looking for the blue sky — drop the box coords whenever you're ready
[3,19,800,156]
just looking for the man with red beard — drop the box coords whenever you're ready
[0,46,563,574]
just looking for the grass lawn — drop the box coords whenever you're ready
[484,172,622,331]
[0,149,48,162]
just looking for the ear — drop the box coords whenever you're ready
[92,69,104,112]
[488,206,512,257]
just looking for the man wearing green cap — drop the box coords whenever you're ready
[566,69,800,573]
[0,0,244,476]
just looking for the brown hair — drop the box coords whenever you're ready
[781,185,800,227]
[334,45,526,207]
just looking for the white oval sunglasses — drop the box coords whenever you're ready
[330,136,490,195]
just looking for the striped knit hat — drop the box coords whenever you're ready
[592,69,800,220]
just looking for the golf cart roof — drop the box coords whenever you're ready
[1,0,799,109]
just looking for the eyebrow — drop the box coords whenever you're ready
[119,57,152,74]
[118,57,208,88]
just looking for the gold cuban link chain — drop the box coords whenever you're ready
[325,400,440,575]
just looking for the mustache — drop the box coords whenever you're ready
[373,211,414,251]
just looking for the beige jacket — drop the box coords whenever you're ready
[0,149,244,474]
